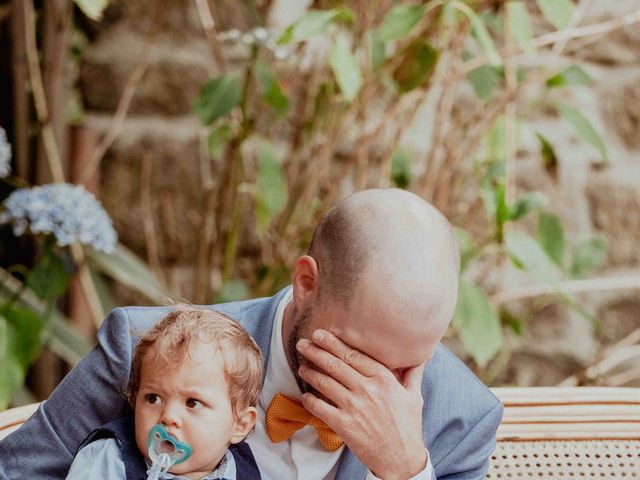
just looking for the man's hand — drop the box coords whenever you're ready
[296,329,428,480]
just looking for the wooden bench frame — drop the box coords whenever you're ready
[2,387,639,477]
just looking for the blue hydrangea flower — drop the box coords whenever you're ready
[0,127,12,178]
[0,183,117,253]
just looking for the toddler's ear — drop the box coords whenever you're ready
[230,406,258,444]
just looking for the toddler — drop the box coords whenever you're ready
[66,306,264,480]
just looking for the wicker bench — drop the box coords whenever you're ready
[489,387,640,479]
[2,387,639,477]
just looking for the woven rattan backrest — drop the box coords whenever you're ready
[490,439,639,478]
[488,387,640,479]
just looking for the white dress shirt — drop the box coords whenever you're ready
[245,289,433,480]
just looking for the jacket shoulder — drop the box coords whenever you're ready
[423,344,503,468]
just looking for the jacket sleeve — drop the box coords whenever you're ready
[0,308,136,480]
[433,401,504,480]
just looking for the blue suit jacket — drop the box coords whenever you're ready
[0,288,503,479]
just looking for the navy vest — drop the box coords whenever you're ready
[79,415,261,480]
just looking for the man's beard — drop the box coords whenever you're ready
[287,309,315,395]
[287,309,339,407]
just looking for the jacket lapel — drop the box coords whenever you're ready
[335,448,366,480]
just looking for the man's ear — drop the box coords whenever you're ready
[230,406,258,444]
[292,255,320,311]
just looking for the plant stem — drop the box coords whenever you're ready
[193,0,227,72]
[492,275,640,306]
[140,153,165,286]
[458,8,640,77]
[23,0,65,183]
[11,0,30,180]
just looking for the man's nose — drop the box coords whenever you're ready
[159,401,182,427]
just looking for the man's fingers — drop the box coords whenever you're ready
[301,392,341,428]
[296,338,360,389]
[298,363,350,406]
[310,329,380,377]
[404,361,427,394]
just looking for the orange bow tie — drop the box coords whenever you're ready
[265,393,343,452]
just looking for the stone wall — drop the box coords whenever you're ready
[80,0,640,387]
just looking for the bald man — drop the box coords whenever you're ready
[0,189,502,480]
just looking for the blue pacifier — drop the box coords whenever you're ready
[145,425,192,480]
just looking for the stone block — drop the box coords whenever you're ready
[523,303,599,366]
[87,114,207,264]
[601,78,640,150]
[596,296,640,346]
[572,23,640,66]
[586,166,640,266]
[87,0,249,40]
[79,22,251,116]
[491,302,599,386]
[494,351,583,387]
[81,57,211,115]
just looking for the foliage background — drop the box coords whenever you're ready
[0,0,639,409]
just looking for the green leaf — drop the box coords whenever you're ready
[392,40,439,92]
[329,38,363,102]
[214,279,250,303]
[495,182,510,231]
[457,5,500,65]
[570,236,607,278]
[506,230,561,284]
[377,4,426,42]
[555,102,608,163]
[453,279,503,367]
[73,0,109,21]
[88,243,167,303]
[0,354,23,410]
[370,31,386,71]
[481,160,506,221]
[255,140,288,232]
[538,212,565,267]
[502,310,524,336]
[510,192,548,221]
[480,10,504,33]
[455,228,477,273]
[27,250,71,301]
[255,61,290,117]
[278,9,341,44]
[192,75,243,126]
[507,2,535,55]
[208,123,235,161]
[472,17,501,65]
[2,306,44,368]
[467,64,501,100]
[546,65,592,88]
[536,0,575,30]
[536,132,558,175]
[486,116,506,161]
[390,149,413,188]
[0,267,92,365]
[89,268,116,315]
